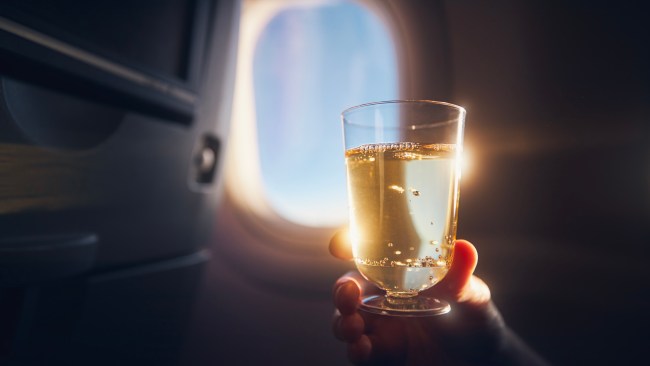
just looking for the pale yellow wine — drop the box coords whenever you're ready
[345,142,460,297]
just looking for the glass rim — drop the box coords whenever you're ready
[341,99,466,130]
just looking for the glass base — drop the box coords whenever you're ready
[360,295,450,317]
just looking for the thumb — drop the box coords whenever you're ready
[329,228,353,260]
[435,240,490,305]
[442,240,478,293]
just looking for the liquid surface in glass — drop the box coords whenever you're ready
[345,142,460,296]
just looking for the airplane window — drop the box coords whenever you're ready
[252,1,397,227]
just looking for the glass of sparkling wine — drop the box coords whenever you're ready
[341,100,465,316]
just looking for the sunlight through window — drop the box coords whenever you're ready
[253,1,397,227]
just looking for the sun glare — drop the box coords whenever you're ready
[460,148,471,180]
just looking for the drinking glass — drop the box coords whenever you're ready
[342,100,465,316]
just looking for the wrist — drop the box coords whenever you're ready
[438,300,508,363]
[490,326,551,366]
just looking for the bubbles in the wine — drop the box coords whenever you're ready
[444,234,454,247]
[388,185,405,193]
[358,142,421,154]
[355,255,446,269]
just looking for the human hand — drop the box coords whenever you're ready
[330,230,506,365]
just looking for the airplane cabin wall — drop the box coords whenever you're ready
[439,1,647,364]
